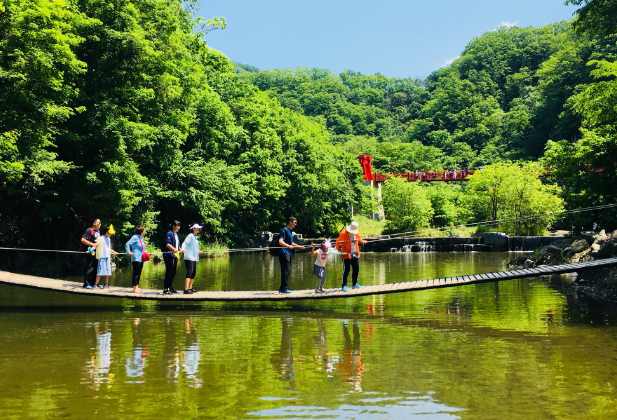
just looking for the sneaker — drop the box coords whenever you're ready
[85,285,94,289]
[163,289,173,295]
[341,286,348,292]
[169,288,178,294]
[279,289,291,294]
[184,289,193,295]
[352,284,362,289]
[97,284,105,289]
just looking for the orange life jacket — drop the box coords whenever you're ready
[335,229,362,260]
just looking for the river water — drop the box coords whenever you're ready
[1,252,617,419]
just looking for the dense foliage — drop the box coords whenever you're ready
[0,0,360,248]
[245,0,617,232]
[1,0,615,250]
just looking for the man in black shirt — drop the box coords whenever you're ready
[163,220,182,294]
[80,218,101,288]
[277,217,302,293]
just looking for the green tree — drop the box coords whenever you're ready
[382,177,433,233]
[466,162,564,235]
[567,0,617,37]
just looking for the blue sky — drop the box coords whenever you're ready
[197,1,577,79]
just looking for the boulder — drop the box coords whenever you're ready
[535,245,564,266]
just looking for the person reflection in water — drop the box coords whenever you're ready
[125,318,148,383]
[338,320,364,392]
[182,318,202,388]
[86,322,113,388]
[272,317,295,384]
[315,319,336,378]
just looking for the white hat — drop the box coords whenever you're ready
[346,221,360,235]
[189,224,203,230]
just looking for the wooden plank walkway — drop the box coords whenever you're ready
[1,257,616,302]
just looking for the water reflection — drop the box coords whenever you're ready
[7,252,617,419]
[84,322,113,387]
[125,318,147,383]
[181,318,202,388]
[272,317,295,384]
[339,320,364,392]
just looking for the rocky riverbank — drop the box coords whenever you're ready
[510,230,617,303]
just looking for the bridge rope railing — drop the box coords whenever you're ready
[0,203,615,256]
[301,203,617,244]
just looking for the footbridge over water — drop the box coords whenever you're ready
[1,258,616,303]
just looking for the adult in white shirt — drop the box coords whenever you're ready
[182,224,202,294]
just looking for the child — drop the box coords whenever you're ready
[95,226,118,289]
[312,240,331,293]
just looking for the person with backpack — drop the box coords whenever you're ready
[335,221,366,291]
[277,217,303,294]
[162,220,182,295]
[125,225,149,294]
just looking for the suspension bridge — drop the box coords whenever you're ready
[1,257,616,302]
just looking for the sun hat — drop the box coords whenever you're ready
[346,221,360,235]
[189,223,203,230]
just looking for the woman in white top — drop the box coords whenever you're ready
[312,240,331,293]
[181,224,202,294]
[94,226,118,289]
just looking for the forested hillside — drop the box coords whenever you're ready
[0,0,615,248]
[0,0,361,247]
[242,2,617,229]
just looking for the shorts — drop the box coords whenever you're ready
[185,260,197,279]
[97,258,112,276]
[313,265,326,280]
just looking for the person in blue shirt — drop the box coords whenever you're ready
[163,220,182,295]
[181,224,202,294]
[125,225,147,294]
[277,217,303,293]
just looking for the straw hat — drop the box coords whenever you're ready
[346,221,360,235]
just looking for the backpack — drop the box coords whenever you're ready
[269,233,281,256]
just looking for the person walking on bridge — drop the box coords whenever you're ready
[278,217,303,294]
[336,221,366,291]
[81,218,101,289]
[125,225,148,294]
[163,220,182,295]
[182,224,202,294]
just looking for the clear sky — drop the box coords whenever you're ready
[197,0,577,79]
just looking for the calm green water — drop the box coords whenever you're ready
[2,252,617,419]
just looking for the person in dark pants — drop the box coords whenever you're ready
[125,225,147,294]
[163,220,182,294]
[277,217,302,294]
[335,221,366,292]
[81,218,101,288]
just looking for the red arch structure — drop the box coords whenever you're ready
[357,154,473,183]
